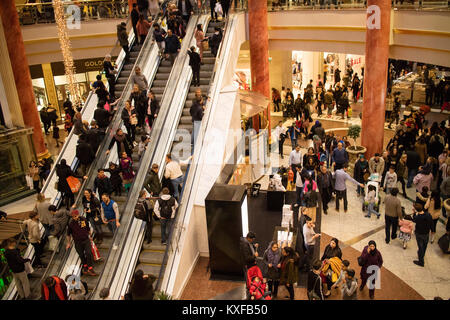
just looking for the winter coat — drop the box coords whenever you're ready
[359,246,383,281]
[354,159,369,183]
[144,170,162,196]
[56,164,78,194]
[239,237,257,267]
[413,173,433,193]
[51,208,71,238]
[369,157,385,175]
[130,275,156,300]
[117,24,129,47]
[76,141,95,166]
[279,253,299,285]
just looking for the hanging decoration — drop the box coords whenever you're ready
[52,0,81,108]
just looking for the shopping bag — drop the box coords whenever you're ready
[48,235,58,251]
[66,176,81,193]
[202,40,209,51]
[24,261,34,275]
[347,107,352,117]
[90,240,101,261]
[104,101,111,112]
[214,2,223,16]
[25,175,34,189]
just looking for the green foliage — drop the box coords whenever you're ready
[347,125,362,144]
[154,291,173,300]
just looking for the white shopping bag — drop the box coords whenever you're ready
[214,2,223,16]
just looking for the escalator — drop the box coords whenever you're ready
[1,22,139,300]
[135,18,225,279]
[89,12,209,300]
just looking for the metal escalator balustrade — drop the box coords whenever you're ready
[0,20,135,300]
[158,13,239,296]
[58,3,173,298]
[91,9,210,300]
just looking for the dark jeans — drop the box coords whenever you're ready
[192,67,200,86]
[385,215,398,243]
[88,217,103,237]
[279,138,285,157]
[210,4,218,20]
[63,191,75,209]
[107,75,115,98]
[31,242,44,266]
[43,121,51,134]
[33,180,40,193]
[407,168,417,188]
[291,164,299,183]
[160,218,173,243]
[415,233,429,265]
[335,189,348,211]
[145,212,153,242]
[267,280,279,297]
[321,188,331,213]
[360,275,375,297]
[305,243,315,270]
[296,186,304,205]
[74,238,94,268]
[125,122,136,141]
[398,176,407,196]
[107,220,117,234]
[122,44,129,59]
[285,284,295,300]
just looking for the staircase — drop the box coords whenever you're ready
[115,44,142,98]
[149,60,174,103]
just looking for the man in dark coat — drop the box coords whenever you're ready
[354,154,369,196]
[94,102,111,130]
[56,159,85,209]
[208,27,222,57]
[178,0,193,25]
[40,107,51,135]
[145,163,162,197]
[117,22,129,59]
[164,29,181,65]
[146,91,160,128]
[76,135,95,176]
[94,169,113,198]
[239,232,259,272]
[131,3,139,41]
[187,46,201,87]
[85,120,103,154]
[317,165,334,215]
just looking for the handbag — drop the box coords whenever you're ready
[202,40,209,51]
[130,115,138,125]
[24,261,34,275]
[357,255,364,267]
[66,176,81,193]
[90,240,101,261]
[307,276,321,300]
[25,175,34,189]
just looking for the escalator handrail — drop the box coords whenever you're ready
[93,8,208,300]
[157,13,237,295]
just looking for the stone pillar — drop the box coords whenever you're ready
[248,0,270,134]
[0,0,48,158]
[361,0,391,158]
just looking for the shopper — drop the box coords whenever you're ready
[66,210,97,276]
[93,169,113,198]
[396,153,408,197]
[307,260,324,300]
[303,216,320,269]
[108,128,133,159]
[164,29,181,65]
[333,164,365,212]
[279,247,299,300]
[164,154,184,201]
[144,163,162,196]
[239,231,259,271]
[101,194,121,234]
[384,188,403,243]
[317,165,333,215]
[117,22,129,59]
[354,154,369,197]
[154,187,178,245]
[23,211,45,268]
[130,269,156,300]
[341,269,358,300]
[82,189,103,244]
[120,151,135,193]
[4,238,31,300]
[412,202,433,267]
[208,27,223,57]
[359,240,383,300]
[41,276,68,301]
[104,162,123,196]
[262,241,281,299]
[188,46,201,87]
[33,193,52,239]
[56,159,85,209]
[49,205,70,239]
[136,190,153,244]
[136,14,151,44]
[289,145,302,184]
[331,142,348,170]
[153,23,167,55]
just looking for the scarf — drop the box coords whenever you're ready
[265,242,281,265]
[114,133,127,154]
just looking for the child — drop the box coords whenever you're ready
[399,214,414,249]
[331,259,350,290]
[364,185,380,219]
[341,268,358,300]
[138,135,150,157]
[383,165,397,195]
[52,124,61,147]
[249,276,271,300]
[104,162,122,196]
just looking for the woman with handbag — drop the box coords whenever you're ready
[108,128,133,159]
[262,241,281,299]
[82,189,104,244]
[121,100,137,142]
[120,152,135,193]
[358,240,383,299]
[56,159,86,209]
[279,246,299,300]
[307,260,324,300]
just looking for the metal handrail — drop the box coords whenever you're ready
[101,3,210,300]
[77,2,172,299]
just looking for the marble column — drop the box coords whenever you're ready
[248,0,270,134]
[361,0,391,158]
[0,0,48,158]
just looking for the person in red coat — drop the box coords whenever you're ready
[359,240,383,300]
[41,276,68,300]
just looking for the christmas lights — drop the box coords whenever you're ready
[52,0,81,108]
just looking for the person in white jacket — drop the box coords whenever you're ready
[154,187,178,244]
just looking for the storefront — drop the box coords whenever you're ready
[29,56,117,119]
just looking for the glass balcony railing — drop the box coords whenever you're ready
[16,0,131,26]
[231,0,449,11]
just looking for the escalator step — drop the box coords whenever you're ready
[189,85,209,92]
[135,263,161,276]
[139,251,164,264]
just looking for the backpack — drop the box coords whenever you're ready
[134,201,147,221]
[158,198,175,219]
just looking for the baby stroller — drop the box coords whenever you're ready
[246,265,271,300]
[362,179,381,212]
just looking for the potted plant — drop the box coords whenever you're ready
[346,124,367,170]
[154,291,173,300]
